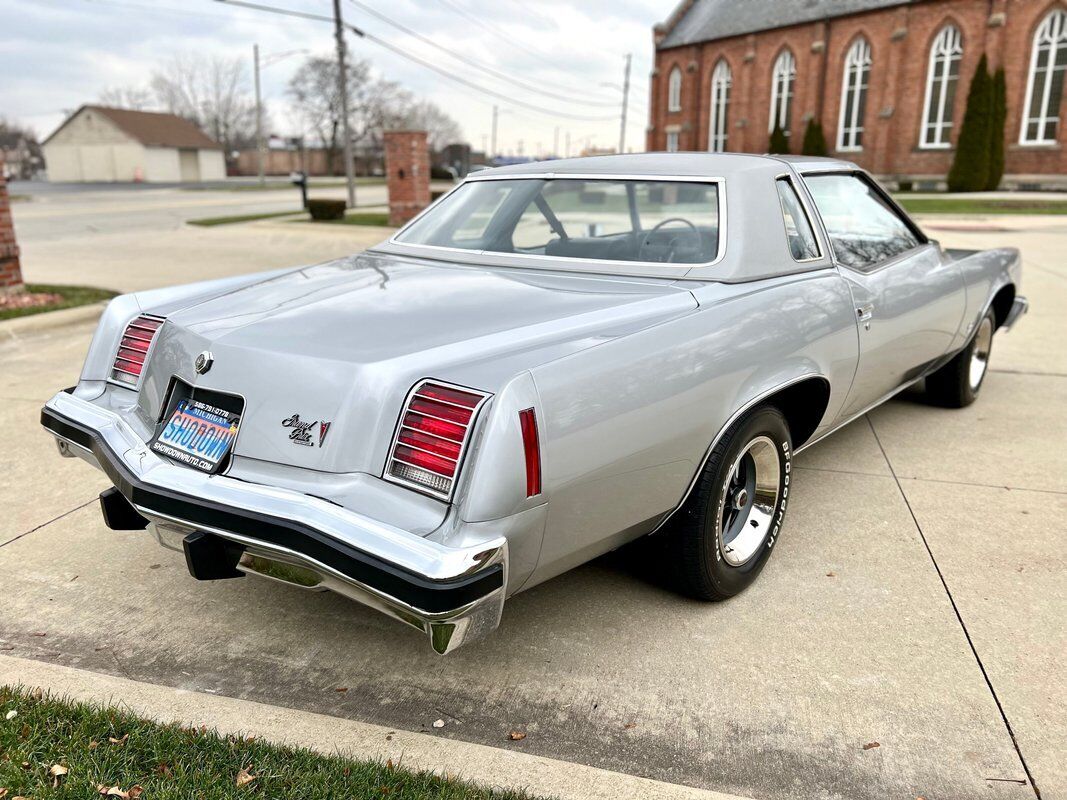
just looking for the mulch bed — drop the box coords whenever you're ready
[0,289,64,311]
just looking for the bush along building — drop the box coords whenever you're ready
[648,0,1067,190]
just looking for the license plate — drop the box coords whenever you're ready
[150,397,241,473]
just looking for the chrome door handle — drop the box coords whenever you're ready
[857,304,874,322]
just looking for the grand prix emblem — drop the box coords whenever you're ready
[194,351,213,375]
[282,414,331,447]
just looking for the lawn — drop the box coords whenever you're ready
[0,686,540,800]
[0,284,118,321]
[186,210,304,227]
[302,211,392,227]
[895,196,1067,214]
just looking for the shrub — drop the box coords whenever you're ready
[947,55,992,193]
[768,122,790,154]
[307,198,347,221]
[801,119,828,157]
[987,67,1007,190]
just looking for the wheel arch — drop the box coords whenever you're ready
[990,282,1016,330]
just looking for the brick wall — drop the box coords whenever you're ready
[384,131,431,227]
[648,0,1067,185]
[0,166,23,294]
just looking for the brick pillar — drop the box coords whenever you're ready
[384,131,431,227]
[0,166,24,295]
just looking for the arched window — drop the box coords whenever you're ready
[837,38,871,151]
[769,49,796,134]
[920,25,963,148]
[667,67,683,113]
[1022,10,1067,144]
[709,60,732,152]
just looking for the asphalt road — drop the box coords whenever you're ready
[0,193,1063,800]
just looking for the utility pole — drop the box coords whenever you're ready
[490,105,499,163]
[619,53,632,154]
[253,44,265,186]
[565,131,570,158]
[333,0,356,208]
[553,126,559,158]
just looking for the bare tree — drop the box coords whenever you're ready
[399,100,463,151]
[98,85,154,110]
[150,54,258,153]
[288,55,414,174]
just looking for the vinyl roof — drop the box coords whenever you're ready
[658,0,913,49]
[44,106,222,150]
[472,152,855,179]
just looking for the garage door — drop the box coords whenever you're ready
[178,149,200,182]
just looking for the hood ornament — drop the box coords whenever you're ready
[194,351,214,375]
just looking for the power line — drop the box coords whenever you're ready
[345,0,620,108]
[214,0,619,122]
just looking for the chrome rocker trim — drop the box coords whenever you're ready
[40,390,507,655]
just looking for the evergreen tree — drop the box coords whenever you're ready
[986,67,1007,190]
[947,55,993,192]
[768,122,790,154]
[801,119,828,156]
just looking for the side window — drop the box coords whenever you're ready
[804,173,921,269]
[775,177,820,260]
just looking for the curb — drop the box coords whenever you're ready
[0,654,751,800]
[0,301,107,341]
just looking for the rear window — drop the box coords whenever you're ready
[395,178,721,266]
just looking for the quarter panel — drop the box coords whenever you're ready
[524,270,858,588]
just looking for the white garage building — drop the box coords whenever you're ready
[42,105,226,184]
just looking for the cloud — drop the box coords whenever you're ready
[1,0,664,155]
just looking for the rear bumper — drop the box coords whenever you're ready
[40,390,507,654]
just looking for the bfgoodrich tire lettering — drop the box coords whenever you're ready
[662,406,792,600]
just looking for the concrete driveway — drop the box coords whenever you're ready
[0,210,1063,800]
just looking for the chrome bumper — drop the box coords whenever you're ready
[1002,295,1029,330]
[40,390,507,654]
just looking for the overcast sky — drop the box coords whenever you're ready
[2,0,667,158]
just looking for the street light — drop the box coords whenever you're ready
[253,45,309,186]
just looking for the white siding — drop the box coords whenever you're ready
[198,149,226,181]
[143,148,182,182]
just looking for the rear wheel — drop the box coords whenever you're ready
[661,406,792,600]
[926,309,995,408]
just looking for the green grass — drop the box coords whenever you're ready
[8,194,30,203]
[299,211,393,227]
[187,210,304,227]
[0,686,542,799]
[895,196,1067,215]
[0,284,118,321]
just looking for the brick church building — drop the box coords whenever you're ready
[647,0,1067,188]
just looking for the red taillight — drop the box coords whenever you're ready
[110,314,164,386]
[386,380,489,500]
[519,408,541,497]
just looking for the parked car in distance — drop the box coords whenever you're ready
[41,154,1027,653]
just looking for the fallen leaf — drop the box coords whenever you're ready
[108,734,129,746]
[127,786,144,799]
[50,763,69,787]
[0,788,8,798]
[826,571,836,577]
[432,719,445,729]
[236,768,256,788]
[99,786,129,798]
[4,711,15,720]
[862,741,880,751]
[624,722,637,730]
[19,725,29,739]
[334,687,348,693]
[31,632,46,637]
[30,688,42,701]
[88,740,99,750]
[155,763,172,778]
[507,731,527,741]
[386,758,394,770]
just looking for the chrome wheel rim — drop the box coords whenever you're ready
[969,316,994,391]
[717,436,782,567]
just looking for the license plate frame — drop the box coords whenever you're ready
[149,379,244,474]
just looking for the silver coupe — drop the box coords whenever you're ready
[41,154,1028,653]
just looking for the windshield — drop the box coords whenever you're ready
[394,178,721,266]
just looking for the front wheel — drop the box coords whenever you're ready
[661,406,792,600]
[926,309,995,408]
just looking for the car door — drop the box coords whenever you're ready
[803,171,966,419]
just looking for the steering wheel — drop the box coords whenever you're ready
[638,217,702,263]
